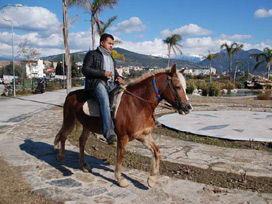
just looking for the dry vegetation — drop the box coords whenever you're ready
[0,156,59,204]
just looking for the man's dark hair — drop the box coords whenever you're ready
[100,33,114,43]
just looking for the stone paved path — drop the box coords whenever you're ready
[1,108,272,203]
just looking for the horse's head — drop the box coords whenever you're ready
[162,64,193,115]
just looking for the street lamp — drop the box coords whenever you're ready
[0,4,22,97]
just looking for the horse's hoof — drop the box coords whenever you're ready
[57,155,64,162]
[53,143,59,151]
[118,177,129,188]
[81,163,91,173]
[147,175,157,188]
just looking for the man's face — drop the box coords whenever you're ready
[101,37,114,52]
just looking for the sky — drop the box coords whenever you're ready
[0,0,271,60]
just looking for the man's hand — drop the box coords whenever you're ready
[105,71,113,79]
[115,76,124,85]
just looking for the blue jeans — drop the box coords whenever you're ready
[94,82,115,139]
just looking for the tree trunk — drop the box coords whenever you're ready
[229,56,233,82]
[167,45,171,68]
[62,0,71,94]
[234,65,238,82]
[267,64,270,80]
[96,13,102,36]
[209,60,212,83]
[91,14,96,50]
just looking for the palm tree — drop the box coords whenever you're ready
[163,34,183,67]
[233,60,244,82]
[62,0,71,93]
[250,47,272,80]
[88,0,118,50]
[220,42,244,81]
[96,16,117,36]
[68,0,118,50]
[204,51,222,82]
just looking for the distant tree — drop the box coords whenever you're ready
[204,51,222,82]
[111,50,125,63]
[163,34,183,67]
[220,42,244,81]
[0,62,25,78]
[55,60,64,75]
[71,55,78,78]
[250,47,272,80]
[234,60,244,82]
[17,39,40,62]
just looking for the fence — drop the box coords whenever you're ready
[16,78,84,92]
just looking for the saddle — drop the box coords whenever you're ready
[82,86,124,118]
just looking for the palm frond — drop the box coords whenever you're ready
[253,61,265,70]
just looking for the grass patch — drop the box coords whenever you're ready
[0,156,60,204]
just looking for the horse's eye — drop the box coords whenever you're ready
[176,86,181,90]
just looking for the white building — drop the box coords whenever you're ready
[25,59,45,78]
[184,67,216,76]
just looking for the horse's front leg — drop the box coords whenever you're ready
[140,133,161,188]
[79,127,91,172]
[115,136,129,187]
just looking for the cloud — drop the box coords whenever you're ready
[0,6,61,36]
[218,34,252,41]
[254,8,272,18]
[161,24,212,37]
[110,17,146,34]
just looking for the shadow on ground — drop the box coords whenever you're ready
[19,139,148,190]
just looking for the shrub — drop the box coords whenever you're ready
[224,81,236,94]
[195,80,208,96]
[256,90,272,100]
[209,82,221,96]
[186,79,196,94]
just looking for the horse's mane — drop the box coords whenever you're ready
[127,68,171,87]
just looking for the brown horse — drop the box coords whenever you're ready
[54,64,192,188]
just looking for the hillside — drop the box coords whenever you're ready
[197,49,265,74]
[42,48,202,69]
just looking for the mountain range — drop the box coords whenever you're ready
[42,47,202,69]
[197,49,265,74]
[0,47,263,75]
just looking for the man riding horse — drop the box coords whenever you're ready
[82,33,124,145]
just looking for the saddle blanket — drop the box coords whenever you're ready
[82,88,124,118]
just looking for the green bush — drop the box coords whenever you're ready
[186,79,196,94]
[224,81,236,94]
[209,82,221,96]
[195,80,208,96]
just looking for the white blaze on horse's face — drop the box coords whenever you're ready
[177,71,189,101]
[176,70,193,115]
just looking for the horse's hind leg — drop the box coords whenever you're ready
[79,127,90,172]
[139,134,161,188]
[115,136,129,187]
[55,114,76,162]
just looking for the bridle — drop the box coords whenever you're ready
[153,75,191,111]
[123,73,191,111]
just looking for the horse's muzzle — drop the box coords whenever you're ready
[178,103,193,115]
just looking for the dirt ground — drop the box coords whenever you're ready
[0,156,59,204]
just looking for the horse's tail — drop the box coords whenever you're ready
[54,91,77,150]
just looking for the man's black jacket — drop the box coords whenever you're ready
[82,48,120,90]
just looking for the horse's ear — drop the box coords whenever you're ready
[179,68,186,74]
[170,64,177,75]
